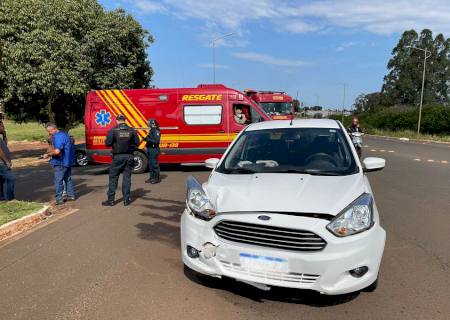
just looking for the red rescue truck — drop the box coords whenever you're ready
[245,90,294,120]
[84,84,270,173]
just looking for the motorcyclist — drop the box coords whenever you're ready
[347,117,364,134]
[347,117,364,158]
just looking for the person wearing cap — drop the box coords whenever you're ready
[145,119,161,184]
[102,114,139,206]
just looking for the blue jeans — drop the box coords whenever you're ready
[53,166,75,202]
[0,164,14,201]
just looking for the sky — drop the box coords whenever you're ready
[99,0,450,109]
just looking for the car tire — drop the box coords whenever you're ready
[362,278,378,292]
[75,151,89,167]
[132,151,148,174]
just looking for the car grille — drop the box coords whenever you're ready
[213,220,327,252]
[219,260,320,284]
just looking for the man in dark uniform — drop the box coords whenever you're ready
[102,115,139,206]
[145,119,161,184]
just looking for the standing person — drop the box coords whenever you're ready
[145,119,161,184]
[102,115,139,206]
[0,112,8,198]
[43,123,76,205]
[0,112,8,145]
[0,138,14,201]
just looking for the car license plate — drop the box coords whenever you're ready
[239,253,288,273]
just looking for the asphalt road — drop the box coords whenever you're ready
[0,136,449,320]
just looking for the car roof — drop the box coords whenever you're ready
[245,119,341,131]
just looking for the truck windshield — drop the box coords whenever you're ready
[260,102,292,115]
[216,127,358,176]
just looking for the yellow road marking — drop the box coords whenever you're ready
[414,159,421,161]
[427,159,435,162]
[370,149,377,152]
[388,150,394,153]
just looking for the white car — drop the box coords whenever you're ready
[181,119,386,295]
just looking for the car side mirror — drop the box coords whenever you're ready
[362,157,385,172]
[205,158,220,169]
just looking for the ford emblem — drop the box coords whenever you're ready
[258,215,271,221]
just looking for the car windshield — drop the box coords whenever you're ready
[260,102,292,115]
[216,127,358,176]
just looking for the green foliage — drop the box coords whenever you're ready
[0,0,153,129]
[330,105,450,135]
[5,120,84,141]
[353,92,384,114]
[382,29,450,106]
[0,201,44,226]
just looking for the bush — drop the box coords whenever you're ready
[329,105,450,135]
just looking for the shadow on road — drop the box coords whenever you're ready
[184,266,360,306]
[135,221,181,247]
[134,197,184,247]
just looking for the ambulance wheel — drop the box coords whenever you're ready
[133,151,148,174]
[75,151,89,167]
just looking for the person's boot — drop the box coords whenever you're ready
[102,199,115,206]
[151,174,160,184]
[123,198,131,206]
[145,173,154,184]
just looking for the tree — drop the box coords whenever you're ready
[382,29,450,106]
[0,0,153,129]
[353,92,383,114]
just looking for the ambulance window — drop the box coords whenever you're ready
[184,105,222,125]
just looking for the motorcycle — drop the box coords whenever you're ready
[350,132,364,158]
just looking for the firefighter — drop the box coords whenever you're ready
[102,115,139,206]
[145,119,161,184]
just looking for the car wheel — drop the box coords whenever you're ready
[362,278,378,292]
[75,152,89,167]
[132,151,148,174]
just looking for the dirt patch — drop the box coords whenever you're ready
[9,141,48,158]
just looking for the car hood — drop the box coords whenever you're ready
[205,172,366,216]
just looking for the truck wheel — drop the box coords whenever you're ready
[133,151,148,174]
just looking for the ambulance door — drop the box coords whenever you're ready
[177,94,229,163]
[85,92,116,164]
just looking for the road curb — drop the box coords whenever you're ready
[0,205,50,242]
[367,134,450,145]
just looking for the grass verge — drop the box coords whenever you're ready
[0,201,44,226]
[366,128,450,143]
[5,121,85,142]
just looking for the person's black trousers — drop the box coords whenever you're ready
[107,154,134,201]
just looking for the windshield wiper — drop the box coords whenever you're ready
[271,169,342,176]
[223,167,258,174]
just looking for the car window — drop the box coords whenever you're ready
[217,127,358,175]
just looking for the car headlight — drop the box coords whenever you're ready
[186,176,216,220]
[327,193,374,237]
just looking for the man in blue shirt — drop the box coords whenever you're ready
[43,123,76,205]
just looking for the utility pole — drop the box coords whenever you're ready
[210,33,234,84]
[407,46,431,136]
[341,83,346,124]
